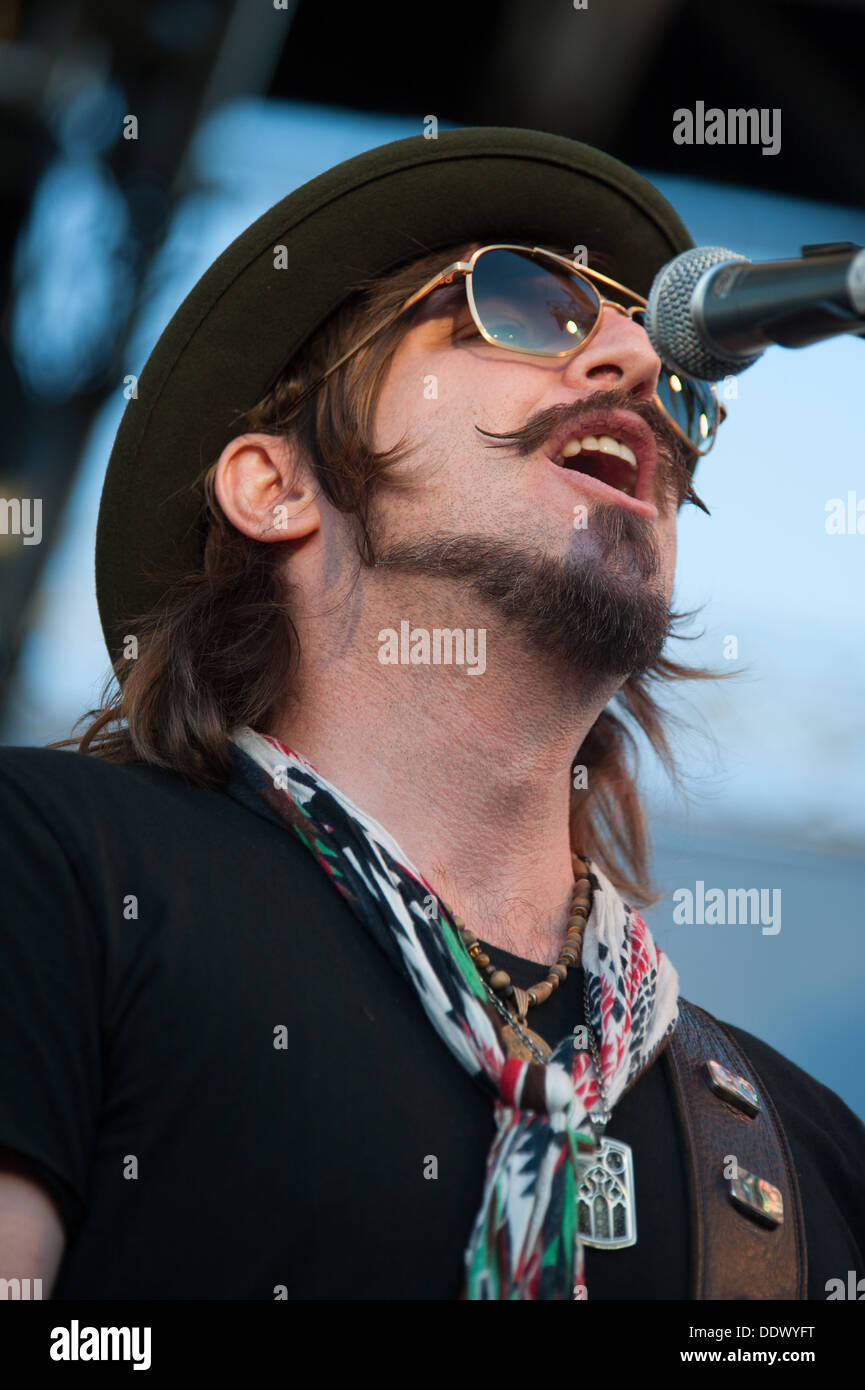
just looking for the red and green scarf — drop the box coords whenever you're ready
[228,726,679,1300]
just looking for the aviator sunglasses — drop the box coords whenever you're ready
[283,244,723,459]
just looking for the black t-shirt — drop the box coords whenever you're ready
[1,744,863,1300]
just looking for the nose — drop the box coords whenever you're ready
[559,301,662,403]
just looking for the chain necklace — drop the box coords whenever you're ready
[472,957,612,1127]
[452,851,593,1064]
[449,855,636,1250]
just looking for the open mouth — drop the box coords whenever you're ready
[543,411,659,510]
[551,434,639,497]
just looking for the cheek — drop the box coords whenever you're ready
[373,359,463,458]
[371,368,414,456]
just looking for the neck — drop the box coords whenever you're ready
[271,582,623,965]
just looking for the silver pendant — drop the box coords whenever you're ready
[577,1135,637,1249]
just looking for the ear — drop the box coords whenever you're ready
[213,433,320,542]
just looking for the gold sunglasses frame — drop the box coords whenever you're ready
[279,242,723,458]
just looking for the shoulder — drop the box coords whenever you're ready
[681,1000,865,1213]
[0,742,316,895]
[0,742,203,807]
[0,744,279,913]
[677,998,865,1139]
[720,1015,865,1139]
[0,743,246,848]
[672,1000,865,1292]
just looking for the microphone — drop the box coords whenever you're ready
[645,242,865,381]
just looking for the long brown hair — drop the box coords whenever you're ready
[55,241,729,904]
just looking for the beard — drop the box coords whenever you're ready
[371,503,671,679]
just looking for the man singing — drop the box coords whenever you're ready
[1,127,863,1300]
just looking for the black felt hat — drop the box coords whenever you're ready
[95,125,695,664]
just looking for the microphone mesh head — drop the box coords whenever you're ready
[645,246,763,381]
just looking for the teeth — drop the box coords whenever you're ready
[557,433,638,469]
[598,435,638,469]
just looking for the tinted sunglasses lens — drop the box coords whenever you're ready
[629,307,717,452]
[470,249,601,353]
[656,370,717,451]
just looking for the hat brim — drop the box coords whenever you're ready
[96,125,694,665]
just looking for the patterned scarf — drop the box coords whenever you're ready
[227,725,679,1301]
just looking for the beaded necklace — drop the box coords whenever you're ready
[450,852,593,1063]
